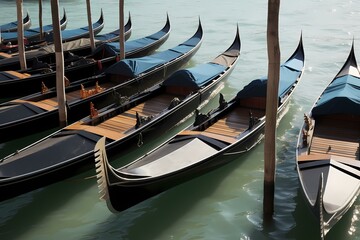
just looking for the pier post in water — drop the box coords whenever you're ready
[263,0,280,221]
[51,0,67,127]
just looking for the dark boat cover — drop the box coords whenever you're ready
[92,27,169,58]
[94,31,119,42]
[0,103,45,124]
[312,74,360,116]
[162,63,226,89]
[104,40,199,78]
[0,13,30,32]
[2,24,55,42]
[236,62,302,100]
[1,22,19,32]
[93,38,157,58]
[0,71,29,81]
[0,132,100,178]
[46,20,103,43]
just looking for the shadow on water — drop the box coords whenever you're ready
[83,150,255,240]
[0,169,96,239]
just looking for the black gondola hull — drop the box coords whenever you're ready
[0,35,166,100]
[0,78,221,202]
[0,34,197,142]
[104,103,284,212]
[0,17,132,71]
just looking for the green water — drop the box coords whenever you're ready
[1,0,360,239]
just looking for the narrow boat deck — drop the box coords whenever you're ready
[183,106,265,144]
[14,82,117,111]
[310,120,360,160]
[66,93,176,140]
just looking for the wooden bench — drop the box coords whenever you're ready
[179,130,237,144]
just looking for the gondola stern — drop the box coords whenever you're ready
[60,8,68,30]
[25,11,31,27]
[99,8,104,24]
[234,23,241,53]
[221,24,241,57]
[334,39,360,78]
[128,11,131,22]
[284,33,305,70]
[165,12,171,32]
[197,16,203,37]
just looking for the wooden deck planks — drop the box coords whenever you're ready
[64,93,175,141]
[180,106,266,143]
[180,130,237,144]
[310,124,360,160]
[204,106,260,138]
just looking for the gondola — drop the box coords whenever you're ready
[0,10,107,54]
[93,35,304,213]
[0,9,67,45]
[0,14,169,100]
[0,11,31,32]
[296,41,360,238]
[0,13,132,70]
[0,18,198,143]
[45,10,104,43]
[0,19,212,202]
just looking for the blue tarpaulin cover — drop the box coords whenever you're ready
[104,38,199,77]
[105,55,170,77]
[312,74,360,116]
[92,36,160,58]
[93,26,168,57]
[236,58,302,100]
[162,62,226,89]
[2,25,54,41]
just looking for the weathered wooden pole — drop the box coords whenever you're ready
[39,0,43,40]
[263,0,281,221]
[86,0,96,51]
[119,0,125,60]
[16,0,27,70]
[50,0,67,127]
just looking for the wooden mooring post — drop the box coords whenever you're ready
[86,0,96,52]
[50,0,67,127]
[16,0,27,70]
[119,0,125,60]
[263,0,280,222]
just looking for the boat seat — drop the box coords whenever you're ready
[298,154,331,162]
[310,136,359,160]
[66,122,126,141]
[0,52,12,59]
[0,70,30,80]
[180,130,236,144]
